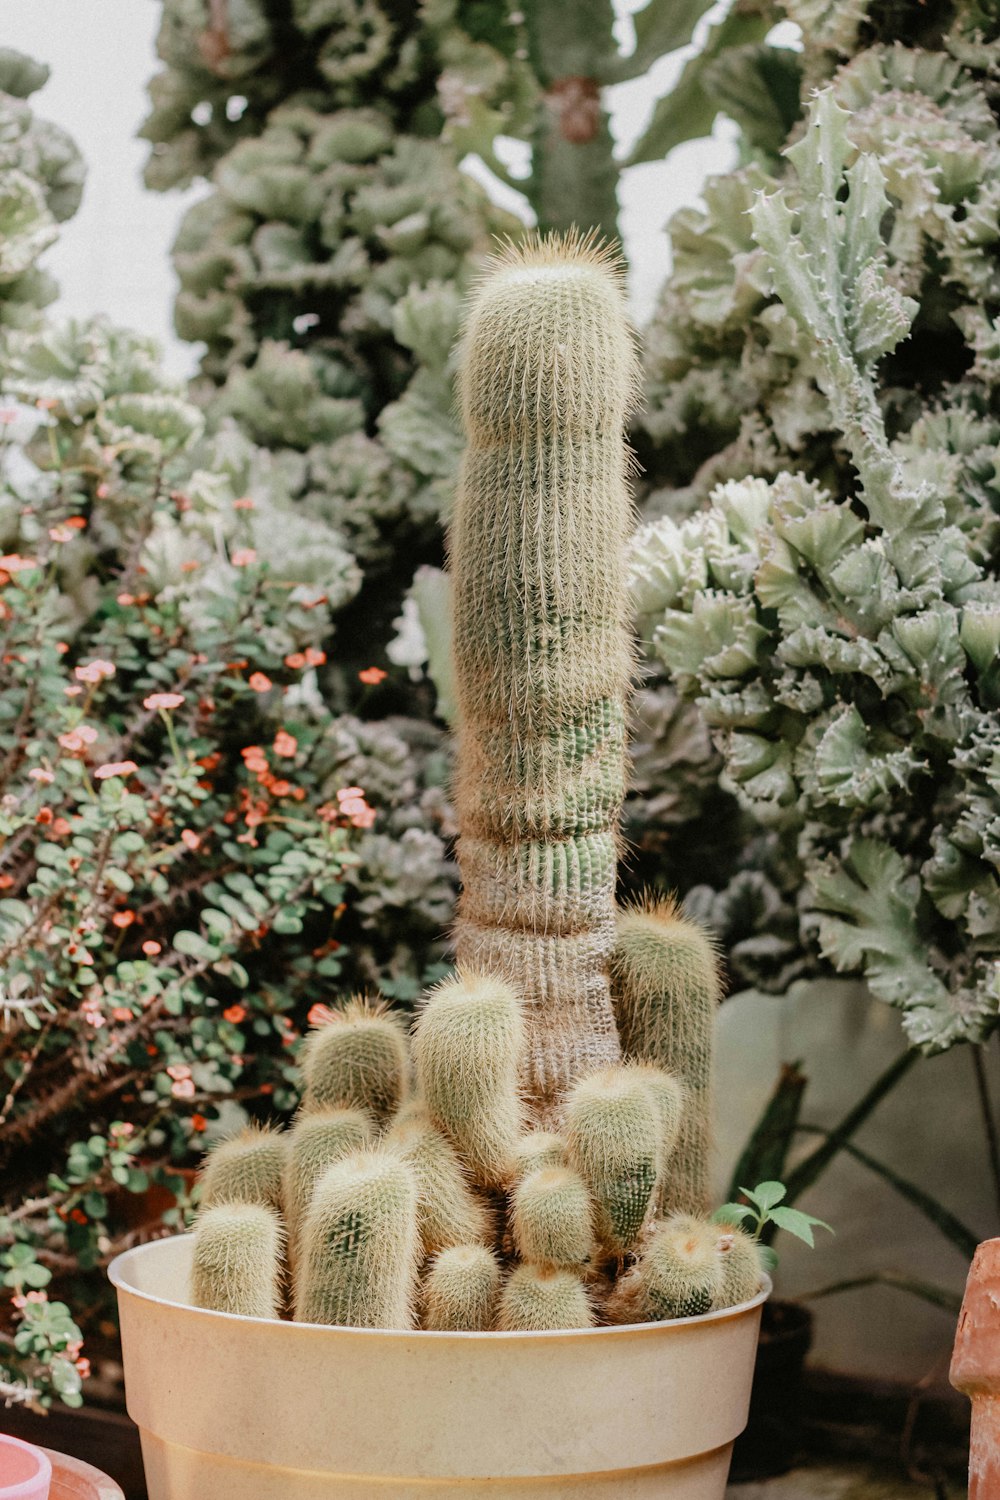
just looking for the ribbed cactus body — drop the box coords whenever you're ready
[451,234,639,1120]
[284,1106,374,1257]
[611,899,721,1215]
[386,1107,492,1254]
[717,1226,763,1309]
[412,971,524,1187]
[512,1165,594,1269]
[301,996,409,1125]
[191,1203,283,1319]
[294,1147,419,1329]
[633,1216,724,1321]
[423,1244,501,1331]
[199,1124,287,1210]
[512,1130,567,1180]
[498,1264,594,1331]
[564,1067,662,1255]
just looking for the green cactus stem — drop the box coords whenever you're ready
[611,897,721,1214]
[498,1264,594,1331]
[423,1244,502,1331]
[512,1165,594,1269]
[564,1066,662,1255]
[300,996,409,1125]
[199,1124,287,1211]
[629,1215,724,1321]
[190,1203,283,1319]
[717,1226,763,1309]
[284,1106,374,1258]
[385,1106,492,1255]
[512,1130,567,1180]
[451,232,640,1122]
[294,1147,419,1329]
[412,971,524,1188]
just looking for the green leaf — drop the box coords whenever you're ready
[741,1180,786,1211]
[758,1244,779,1274]
[712,1202,754,1227]
[610,0,719,82]
[767,1205,832,1246]
[173,930,222,961]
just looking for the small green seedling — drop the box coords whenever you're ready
[712,1180,832,1273]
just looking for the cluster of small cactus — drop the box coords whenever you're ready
[189,236,765,1332]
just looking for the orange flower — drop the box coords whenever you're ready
[143,692,185,712]
[116,592,135,607]
[223,1004,246,1024]
[284,652,306,670]
[358,666,386,685]
[112,911,135,929]
[65,516,86,530]
[141,939,162,957]
[307,1003,337,1027]
[248,672,272,693]
[305,647,326,667]
[0,874,13,891]
[112,1007,132,1022]
[273,730,297,758]
[191,1114,208,1132]
[35,807,53,825]
[94,760,138,780]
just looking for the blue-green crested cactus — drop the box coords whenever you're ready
[451,233,640,1120]
[635,76,1000,1051]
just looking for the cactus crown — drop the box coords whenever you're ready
[300,995,409,1123]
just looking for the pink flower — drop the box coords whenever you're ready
[64,685,83,697]
[231,548,257,567]
[58,725,98,754]
[336,787,364,802]
[28,768,54,784]
[233,496,255,511]
[48,525,76,544]
[180,828,201,850]
[74,659,116,685]
[166,1064,191,1080]
[0,553,38,573]
[308,1003,337,1028]
[171,1078,196,1099]
[94,760,138,780]
[144,692,185,712]
[248,672,272,693]
[273,730,297,758]
[141,940,162,957]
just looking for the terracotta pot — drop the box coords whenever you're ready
[110,1234,768,1499]
[42,1449,123,1500]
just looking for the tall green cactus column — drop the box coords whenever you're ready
[450,234,639,1121]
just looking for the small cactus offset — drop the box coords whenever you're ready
[621,1216,724,1322]
[300,996,410,1125]
[191,1204,284,1320]
[385,1107,492,1255]
[512,1130,567,1181]
[564,1067,662,1256]
[511,1166,594,1270]
[423,1244,502,1332]
[717,1227,763,1310]
[412,971,524,1188]
[611,898,721,1215]
[199,1124,287,1211]
[451,232,640,1121]
[284,1107,374,1258]
[294,1147,419,1329]
[498,1265,594,1332]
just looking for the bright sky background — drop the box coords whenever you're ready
[2,0,744,377]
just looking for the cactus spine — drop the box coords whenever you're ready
[284,1106,373,1258]
[564,1066,662,1255]
[424,1244,502,1331]
[611,898,721,1214]
[294,1147,419,1329]
[412,971,524,1187]
[191,1203,283,1319]
[498,1264,594,1331]
[512,1165,594,1270]
[628,1216,724,1321]
[199,1124,287,1210]
[718,1226,763,1309]
[512,1130,567,1180]
[451,233,640,1121]
[300,996,409,1125]
[386,1107,492,1255]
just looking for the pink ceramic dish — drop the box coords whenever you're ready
[0,1435,51,1500]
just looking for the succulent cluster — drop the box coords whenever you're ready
[188,236,764,1334]
[633,5,1000,1046]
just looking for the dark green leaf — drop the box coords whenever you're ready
[728,1061,807,1199]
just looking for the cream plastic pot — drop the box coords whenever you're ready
[110,1235,767,1500]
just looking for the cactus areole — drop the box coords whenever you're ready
[450,233,639,1120]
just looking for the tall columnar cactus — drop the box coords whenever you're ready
[199,1124,287,1210]
[423,1244,502,1332]
[300,997,409,1125]
[451,234,640,1120]
[294,1147,419,1329]
[191,1203,283,1319]
[612,899,721,1214]
[385,1106,492,1254]
[412,972,524,1187]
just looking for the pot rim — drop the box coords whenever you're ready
[109,1232,771,1341]
[0,1433,52,1498]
